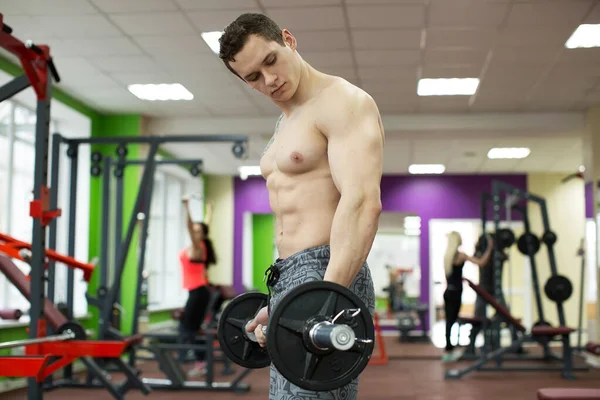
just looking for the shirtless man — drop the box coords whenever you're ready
[218,13,384,399]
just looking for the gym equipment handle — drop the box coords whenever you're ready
[310,322,356,351]
[0,330,75,350]
[243,319,369,352]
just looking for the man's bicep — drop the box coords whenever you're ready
[327,97,384,196]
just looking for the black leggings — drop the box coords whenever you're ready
[179,285,211,361]
[443,289,462,351]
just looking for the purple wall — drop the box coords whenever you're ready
[585,181,594,219]
[234,174,527,308]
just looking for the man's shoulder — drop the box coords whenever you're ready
[314,78,377,124]
[319,77,374,105]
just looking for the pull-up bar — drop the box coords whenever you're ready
[0,13,60,100]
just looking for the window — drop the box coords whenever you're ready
[0,101,90,323]
[146,167,204,310]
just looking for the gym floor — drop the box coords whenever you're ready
[3,337,599,399]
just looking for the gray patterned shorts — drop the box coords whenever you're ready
[265,245,375,400]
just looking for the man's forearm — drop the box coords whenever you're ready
[323,194,381,287]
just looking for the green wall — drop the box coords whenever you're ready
[87,116,142,335]
[252,214,275,294]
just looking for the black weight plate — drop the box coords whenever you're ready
[517,233,540,255]
[532,320,553,346]
[218,292,271,369]
[544,275,573,303]
[267,281,375,392]
[542,231,557,246]
[57,321,87,340]
[498,228,516,249]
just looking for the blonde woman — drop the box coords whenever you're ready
[442,231,493,361]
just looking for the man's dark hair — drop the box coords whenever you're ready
[219,13,285,78]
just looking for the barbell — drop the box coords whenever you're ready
[218,281,375,392]
[0,329,77,351]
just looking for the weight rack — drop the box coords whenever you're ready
[0,13,61,400]
[490,180,568,331]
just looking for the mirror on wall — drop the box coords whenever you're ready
[367,212,424,339]
[429,218,525,349]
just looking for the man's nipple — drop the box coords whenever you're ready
[290,151,303,162]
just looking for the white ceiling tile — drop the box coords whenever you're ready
[294,30,350,52]
[584,2,600,23]
[555,48,600,69]
[0,0,28,15]
[422,64,483,78]
[91,55,164,73]
[355,50,421,66]
[57,72,120,89]
[496,26,574,48]
[531,75,597,103]
[110,71,176,86]
[49,37,142,57]
[481,65,546,89]
[428,0,509,28]
[53,57,122,88]
[423,49,488,66]
[181,69,241,91]
[418,96,471,112]
[144,100,212,117]
[425,28,496,49]
[491,47,562,67]
[262,0,341,7]
[206,102,262,117]
[90,0,178,13]
[0,16,55,42]
[361,79,418,96]
[506,1,595,27]
[132,35,214,56]
[346,0,425,3]
[301,51,354,68]
[174,0,259,10]
[187,8,262,32]
[352,30,422,50]
[358,66,418,80]
[347,5,425,29]
[67,87,130,101]
[110,12,197,36]
[159,54,225,74]
[37,15,123,38]
[266,7,346,31]
[7,0,97,16]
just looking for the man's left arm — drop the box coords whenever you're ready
[319,87,384,287]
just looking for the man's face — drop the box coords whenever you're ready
[229,31,299,102]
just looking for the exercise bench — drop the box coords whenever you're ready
[446,278,583,380]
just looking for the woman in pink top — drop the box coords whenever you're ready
[179,196,216,377]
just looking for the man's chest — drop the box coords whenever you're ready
[260,115,327,176]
